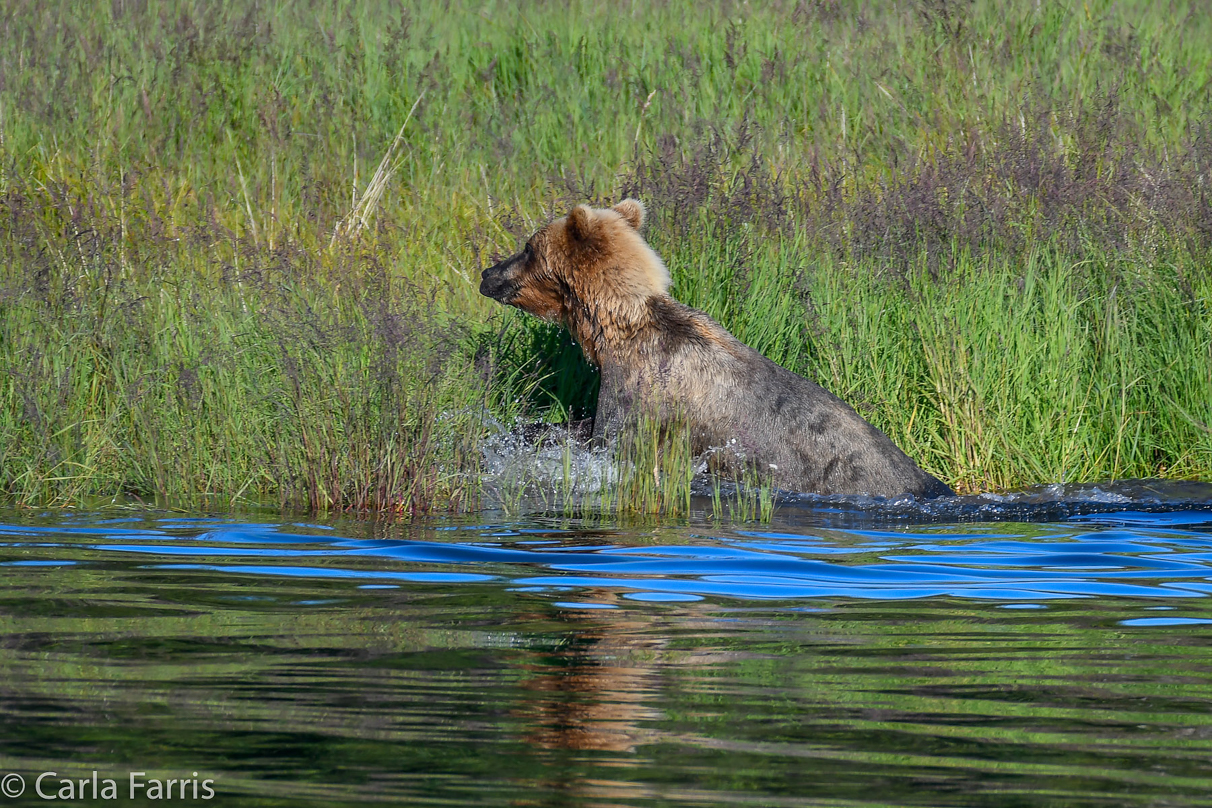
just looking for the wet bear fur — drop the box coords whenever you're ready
[480,200,952,499]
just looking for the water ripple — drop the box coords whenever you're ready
[3,484,1212,605]
[5,491,1212,808]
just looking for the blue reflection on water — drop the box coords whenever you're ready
[2,484,1212,609]
[1120,616,1212,626]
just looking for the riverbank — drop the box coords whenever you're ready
[2,0,1209,511]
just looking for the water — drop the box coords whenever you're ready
[3,482,1212,806]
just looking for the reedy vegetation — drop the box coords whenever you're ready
[0,0,1209,512]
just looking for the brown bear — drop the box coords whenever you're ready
[480,199,952,499]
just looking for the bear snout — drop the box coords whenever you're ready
[479,257,520,303]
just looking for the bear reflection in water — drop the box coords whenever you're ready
[480,199,951,499]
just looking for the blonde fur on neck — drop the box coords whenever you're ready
[591,206,671,306]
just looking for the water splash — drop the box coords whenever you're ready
[479,418,616,511]
[480,419,1212,524]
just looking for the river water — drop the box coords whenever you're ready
[3,480,1212,806]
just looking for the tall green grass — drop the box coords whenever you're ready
[0,231,487,511]
[803,248,1212,492]
[1,0,1210,511]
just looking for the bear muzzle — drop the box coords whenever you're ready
[479,255,522,303]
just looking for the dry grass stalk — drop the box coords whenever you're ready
[329,92,425,249]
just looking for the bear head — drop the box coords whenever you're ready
[479,200,671,335]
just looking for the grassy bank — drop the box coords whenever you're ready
[1,0,1210,511]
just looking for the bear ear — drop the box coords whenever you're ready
[612,199,645,230]
[566,204,597,243]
